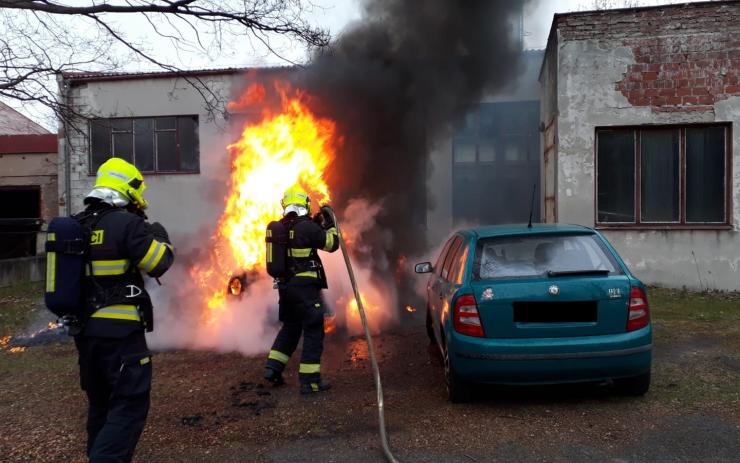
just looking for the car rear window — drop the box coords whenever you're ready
[472,233,623,280]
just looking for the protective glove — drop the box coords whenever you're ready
[319,206,335,229]
[313,212,326,228]
[149,222,171,244]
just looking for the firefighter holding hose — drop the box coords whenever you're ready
[264,185,338,394]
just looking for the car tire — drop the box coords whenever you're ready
[444,346,472,403]
[615,371,651,396]
[426,307,436,344]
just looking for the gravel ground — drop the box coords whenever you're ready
[1,295,738,462]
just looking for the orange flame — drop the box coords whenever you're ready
[190,82,337,321]
[347,295,367,315]
[324,315,337,335]
[341,290,385,333]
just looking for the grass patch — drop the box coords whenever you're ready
[648,286,740,324]
[0,343,76,377]
[652,360,740,408]
[648,286,740,408]
[0,281,44,337]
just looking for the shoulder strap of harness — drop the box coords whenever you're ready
[75,207,122,314]
[284,215,323,277]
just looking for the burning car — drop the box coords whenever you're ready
[415,224,652,402]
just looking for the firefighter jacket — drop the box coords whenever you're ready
[283,213,339,289]
[80,202,174,338]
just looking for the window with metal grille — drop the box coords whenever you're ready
[89,116,199,174]
[595,124,731,228]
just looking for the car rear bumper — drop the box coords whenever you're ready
[449,326,652,385]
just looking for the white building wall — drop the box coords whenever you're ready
[59,74,245,246]
[555,38,740,291]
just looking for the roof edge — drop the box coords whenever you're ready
[61,66,296,84]
[552,0,739,21]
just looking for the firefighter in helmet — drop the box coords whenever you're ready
[74,158,174,461]
[264,185,339,394]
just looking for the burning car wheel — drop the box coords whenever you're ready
[444,346,472,403]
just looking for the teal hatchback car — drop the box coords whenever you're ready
[415,224,652,402]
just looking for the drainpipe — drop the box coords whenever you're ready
[60,75,72,216]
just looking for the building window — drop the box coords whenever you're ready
[89,116,199,174]
[596,124,731,228]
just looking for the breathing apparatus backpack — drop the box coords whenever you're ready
[44,210,111,322]
[265,220,289,279]
[44,216,88,319]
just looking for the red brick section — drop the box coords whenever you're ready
[0,134,57,154]
[557,1,740,112]
[616,34,740,112]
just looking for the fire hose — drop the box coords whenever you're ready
[323,206,400,463]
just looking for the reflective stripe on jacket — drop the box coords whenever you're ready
[283,214,339,288]
[81,204,174,336]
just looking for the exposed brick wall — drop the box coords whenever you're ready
[616,33,740,112]
[557,2,740,41]
[556,1,740,112]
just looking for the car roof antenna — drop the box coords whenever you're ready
[527,183,537,229]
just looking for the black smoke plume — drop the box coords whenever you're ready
[296,0,529,304]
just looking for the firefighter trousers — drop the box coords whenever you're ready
[74,331,151,463]
[266,284,325,384]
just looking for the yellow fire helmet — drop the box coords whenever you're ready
[94,158,148,210]
[281,185,310,213]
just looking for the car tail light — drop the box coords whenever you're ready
[453,294,485,337]
[627,286,650,332]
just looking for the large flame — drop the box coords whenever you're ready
[190,83,336,321]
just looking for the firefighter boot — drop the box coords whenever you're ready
[263,367,285,386]
[300,380,331,395]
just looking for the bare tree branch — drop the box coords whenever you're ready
[0,0,329,128]
[0,0,328,47]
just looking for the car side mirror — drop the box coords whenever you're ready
[415,262,433,274]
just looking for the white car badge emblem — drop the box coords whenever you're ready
[481,288,494,301]
[548,285,560,296]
